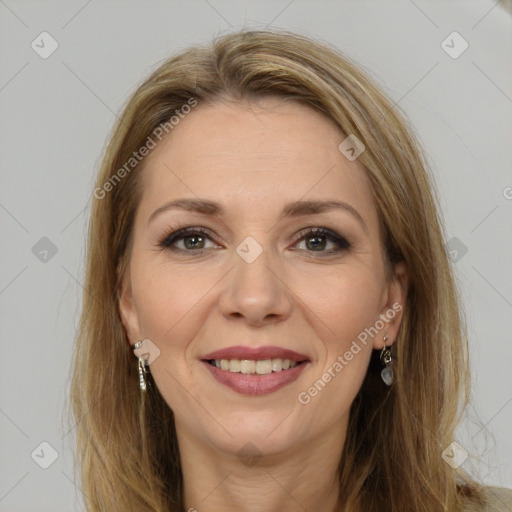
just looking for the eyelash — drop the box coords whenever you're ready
[158,226,351,256]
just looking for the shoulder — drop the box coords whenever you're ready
[460,486,512,512]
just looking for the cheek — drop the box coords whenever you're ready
[297,263,384,392]
[299,264,384,337]
[130,261,207,408]
[132,258,210,340]
[295,271,381,412]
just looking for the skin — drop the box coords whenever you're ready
[119,97,408,512]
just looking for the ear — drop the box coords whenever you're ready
[374,261,408,350]
[118,267,143,347]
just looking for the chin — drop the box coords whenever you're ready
[205,410,306,457]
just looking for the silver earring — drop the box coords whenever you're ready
[380,333,393,386]
[133,340,149,392]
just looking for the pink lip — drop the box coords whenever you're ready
[202,360,310,396]
[201,345,310,361]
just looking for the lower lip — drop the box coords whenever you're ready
[201,360,310,396]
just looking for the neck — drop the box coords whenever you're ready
[177,421,347,512]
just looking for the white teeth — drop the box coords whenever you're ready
[256,360,272,375]
[229,359,240,372]
[211,358,300,374]
[240,360,256,374]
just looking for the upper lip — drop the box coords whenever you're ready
[201,345,310,362]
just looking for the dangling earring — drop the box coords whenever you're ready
[133,340,149,392]
[380,333,393,386]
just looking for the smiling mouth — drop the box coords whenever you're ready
[204,358,308,375]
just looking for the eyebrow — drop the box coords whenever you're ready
[147,198,368,232]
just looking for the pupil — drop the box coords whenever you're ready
[307,236,325,251]
[185,236,204,249]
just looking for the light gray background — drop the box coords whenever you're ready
[1,1,511,510]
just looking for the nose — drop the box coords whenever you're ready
[218,243,293,327]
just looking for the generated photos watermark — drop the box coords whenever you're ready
[94,97,198,200]
[297,302,402,405]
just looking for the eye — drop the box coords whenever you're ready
[158,227,218,252]
[293,227,351,255]
[158,226,351,256]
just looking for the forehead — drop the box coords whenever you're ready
[138,98,378,229]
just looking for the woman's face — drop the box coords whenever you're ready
[119,97,406,459]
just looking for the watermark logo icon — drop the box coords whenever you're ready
[31,32,59,59]
[338,134,365,161]
[236,236,263,263]
[31,441,59,469]
[442,441,468,468]
[441,32,469,59]
[446,236,468,263]
[133,338,161,364]
[237,442,263,467]
[32,236,58,263]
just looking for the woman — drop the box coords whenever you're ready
[69,29,512,511]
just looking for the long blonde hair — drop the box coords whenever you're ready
[69,29,484,511]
